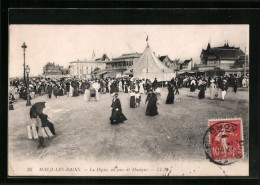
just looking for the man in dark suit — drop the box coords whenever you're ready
[152,78,158,91]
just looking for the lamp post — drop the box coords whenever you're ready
[25,65,31,106]
[21,42,27,84]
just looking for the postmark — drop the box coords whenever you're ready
[203,118,244,165]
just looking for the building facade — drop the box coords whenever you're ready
[158,55,178,71]
[69,54,110,78]
[43,62,66,76]
[197,42,248,76]
[104,52,142,77]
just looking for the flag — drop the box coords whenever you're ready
[146,35,148,41]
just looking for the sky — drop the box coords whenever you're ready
[9,25,249,77]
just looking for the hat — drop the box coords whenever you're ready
[113,92,118,96]
[210,79,215,83]
[223,79,227,82]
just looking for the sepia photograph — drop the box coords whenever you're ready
[8,24,249,176]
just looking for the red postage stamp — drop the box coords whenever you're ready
[208,118,244,161]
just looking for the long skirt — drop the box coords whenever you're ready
[190,84,195,92]
[69,87,74,97]
[198,88,205,99]
[84,89,90,101]
[130,96,136,108]
[166,92,174,104]
[146,102,158,116]
[210,87,216,99]
[139,85,145,94]
[95,90,100,101]
[110,110,127,124]
[124,85,128,93]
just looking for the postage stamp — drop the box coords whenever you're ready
[203,118,244,165]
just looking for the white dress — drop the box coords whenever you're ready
[84,89,90,101]
[139,82,145,94]
[69,85,74,97]
[92,82,100,100]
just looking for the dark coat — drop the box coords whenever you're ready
[221,83,228,91]
[110,98,127,124]
[166,84,175,104]
[146,93,158,116]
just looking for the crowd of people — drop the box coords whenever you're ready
[9,74,248,148]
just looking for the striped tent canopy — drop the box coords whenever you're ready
[124,44,176,81]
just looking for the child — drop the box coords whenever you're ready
[135,91,141,107]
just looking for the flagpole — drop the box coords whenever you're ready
[146,35,148,81]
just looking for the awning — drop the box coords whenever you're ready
[177,71,185,74]
[104,72,117,78]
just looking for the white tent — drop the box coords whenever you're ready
[124,44,176,81]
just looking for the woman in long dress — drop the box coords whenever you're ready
[166,82,175,104]
[84,86,90,101]
[190,79,196,92]
[69,84,74,97]
[92,81,100,101]
[198,80,206,99]
[110,93,127,124]
[145,90,158,116]
[139,80,145,94]
[209,80,217,100]
[130,90,136,108]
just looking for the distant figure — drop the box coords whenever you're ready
[47,84,52,99]
[190,78,196,92]
[53,85,59,98]
[175,78,179,95]
[221,79,228,101]
[135,91,141,107]
[145,90,158,116]
[152,78,158,91]
[110,93,127,124]
[130,90,136,108]
[198,80,206,99]
[166,82,175,104]
[139,80,145,94]
[65,81,70,97]
[92,80,100,101]
[84,84,90,102]
[233,77,238,93]
[209,80,217,100]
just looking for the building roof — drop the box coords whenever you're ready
[159,55,168,62]
[201,43,245,60]
[178,59,192,65]
[112,52,142,60]
[95,54,110,62]
[70,59,106,64]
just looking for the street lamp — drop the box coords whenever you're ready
[21,42,27,84]
[25,65,31,106]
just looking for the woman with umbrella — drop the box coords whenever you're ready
[109,92,127,124]
[30,102,56,148]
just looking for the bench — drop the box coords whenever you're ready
[27,124,54,140]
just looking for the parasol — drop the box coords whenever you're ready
[30,102,46,118]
